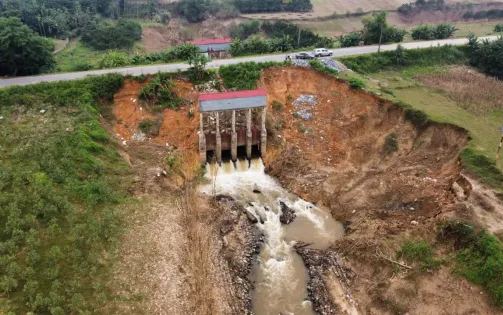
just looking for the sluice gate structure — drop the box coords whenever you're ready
[198,89,267,165]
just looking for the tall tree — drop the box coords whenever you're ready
[0,17,55,76]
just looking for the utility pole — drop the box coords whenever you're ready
[378,25,383,53]
[298,28,301,47]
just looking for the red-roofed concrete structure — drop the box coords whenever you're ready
[198,89,268,164]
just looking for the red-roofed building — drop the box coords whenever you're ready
[199,89,267,111]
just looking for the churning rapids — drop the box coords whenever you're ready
[201,158,344,315]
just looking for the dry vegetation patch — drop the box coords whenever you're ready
[417,66,503,115]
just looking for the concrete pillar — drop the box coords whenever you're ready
[231,110,237,161]
[246,109,252,159]
[261,107,267,157]
[216,112,222,163]
[199,113,206,165]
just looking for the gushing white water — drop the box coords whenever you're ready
[201,159,344,315]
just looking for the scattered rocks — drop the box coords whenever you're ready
[292,59,310,68]
[292,95,317,120]
[40,109,46,114]
[279,201,296,224]
[319,58,343,72]
[411,220,419,225]
[296,247,356,315]
[216,198,262,315]
[132,131,147,141]
[385,200,421,212]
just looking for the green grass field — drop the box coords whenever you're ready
[55,39,145,73]
[55,40,104,72]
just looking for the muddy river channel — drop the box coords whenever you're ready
[202,158,344,315]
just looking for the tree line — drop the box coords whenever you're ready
[229,20,332,56]
[339,12,407,48]
[0,0,115,38]
[233,0,312,13]
[468,35,503,80]
[463,9,503,20]
[398,0,446,15]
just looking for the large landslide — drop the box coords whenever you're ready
[261,67,468,235]
[260,67,500,314]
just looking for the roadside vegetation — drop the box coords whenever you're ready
[81,20,142,50]
[229,20,334,56]
[338,12,407,48]
[219,61,288,90]
[398,0,448,16]
[0,17,56,76]
[411,23,457,40]
[0,74,129,314]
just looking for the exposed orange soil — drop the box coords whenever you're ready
[259,67,500,314]
[113,78,201,179]
[113,80,156,140]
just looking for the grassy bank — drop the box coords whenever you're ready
[55,39,145,72]
[339,45,503,190]
[440,221,503,307]
[0,75,130,314]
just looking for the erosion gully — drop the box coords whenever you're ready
[201,158,344,315]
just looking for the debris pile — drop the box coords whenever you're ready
[292,94,317,120]
[319,58,344,72]
[279,201,296,224]
[291,59,311,68]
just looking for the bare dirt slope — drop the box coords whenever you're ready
[142,19,191,52]
[260,67,502,314]
[142,18,240,52]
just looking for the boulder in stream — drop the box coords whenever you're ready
[244,209,258,224]
[253,184,262,194]
[279,201,296,225]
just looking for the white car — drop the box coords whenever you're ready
[313,48,333,57]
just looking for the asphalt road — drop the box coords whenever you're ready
[0,36,498,89]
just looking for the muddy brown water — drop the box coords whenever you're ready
[201,158,344,315]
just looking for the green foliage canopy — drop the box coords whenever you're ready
[262,20,333,49]
[411,23,457,40]
[0,0,109,38]
[81,20,142,50]
[230,19,260,40]
[468,36,503,80]
[0,17,56,76]
[233,0,312,13]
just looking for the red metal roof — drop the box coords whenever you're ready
[199,89,267,102]
[188,38,233,45]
